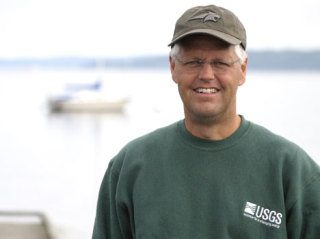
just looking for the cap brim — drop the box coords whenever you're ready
[168,29,241,47]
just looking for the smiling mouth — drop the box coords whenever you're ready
[194,87,219,94]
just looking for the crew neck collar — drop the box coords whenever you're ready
[177,115,251,151]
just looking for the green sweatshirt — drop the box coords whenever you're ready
[93,117,320,239]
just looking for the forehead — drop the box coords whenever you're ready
[176,34,234,58]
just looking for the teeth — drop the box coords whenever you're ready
[195,88,218,93]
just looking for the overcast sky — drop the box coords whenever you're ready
[0,0,319,58]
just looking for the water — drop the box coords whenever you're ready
[0,68,319,238]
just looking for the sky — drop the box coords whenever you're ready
[0,0,319,58]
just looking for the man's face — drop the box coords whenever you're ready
[170,35,247,124]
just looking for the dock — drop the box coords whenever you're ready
[0,211,52,239]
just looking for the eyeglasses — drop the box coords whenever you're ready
[174,57,240,74]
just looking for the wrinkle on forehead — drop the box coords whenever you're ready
[177,35,236,61]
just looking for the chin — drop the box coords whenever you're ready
[187,110,219,123]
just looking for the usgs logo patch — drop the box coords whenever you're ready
[243,202,283,228]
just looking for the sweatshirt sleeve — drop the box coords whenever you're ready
[286,176,320,239]
[285,150,320,239]
[92,159,132,239]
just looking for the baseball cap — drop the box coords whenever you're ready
[168,5,247,50]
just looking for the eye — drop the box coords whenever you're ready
[212,60,230,68]
[184,60,203,67]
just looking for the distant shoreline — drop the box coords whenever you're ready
[0,50,320,71]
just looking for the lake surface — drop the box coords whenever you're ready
[0,68,319,238]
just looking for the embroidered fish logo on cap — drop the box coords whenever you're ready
[188,11,221,22]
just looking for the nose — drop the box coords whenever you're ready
[198,62,215,81]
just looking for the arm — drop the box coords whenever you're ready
[286,175,320,239]
[92,160,132,239]
[285,150,320,239]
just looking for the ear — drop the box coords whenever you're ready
[238,58,248,86]
[169,56,178,84]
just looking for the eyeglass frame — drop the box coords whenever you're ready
[173,56,241,74]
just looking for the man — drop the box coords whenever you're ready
[93,5,320,238]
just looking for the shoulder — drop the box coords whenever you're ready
[127,121,179,149]
[248,120,320,207]
[249,120,320,183]
[248,121,304,153]
[109,121,180,175]
[245,119,319,174]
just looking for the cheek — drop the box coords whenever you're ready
[227,69,246,88]
[172,69,191,87]
[176,78,192,103]
[238,73,246,86]
[177,81,188,98]
[171,67,182,84]
[239,65,247,85]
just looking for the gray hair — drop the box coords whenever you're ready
[170,43,247,64]
[234,45,247,64]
